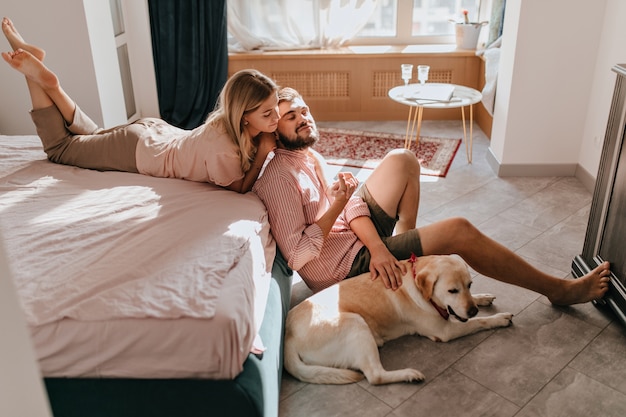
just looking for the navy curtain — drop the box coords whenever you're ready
[147,0,228,129]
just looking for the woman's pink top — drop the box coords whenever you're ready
[134,118,244,186]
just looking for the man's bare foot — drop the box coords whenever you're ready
[549,261,611,305]
[2,17,45,61]
[1,49,58,90]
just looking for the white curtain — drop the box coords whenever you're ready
[227,0,379,51]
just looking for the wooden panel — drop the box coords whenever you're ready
[228,47,490,137]
[269,71,350,98]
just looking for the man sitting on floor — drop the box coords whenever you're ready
[252,87,610,305]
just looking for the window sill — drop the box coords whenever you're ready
[229,44,481,59]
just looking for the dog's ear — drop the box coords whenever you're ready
[415,268,437,301]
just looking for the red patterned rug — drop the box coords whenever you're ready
[315,128,461,177]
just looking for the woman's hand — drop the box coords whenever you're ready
[255,132,277,157]
[231,133,277,194]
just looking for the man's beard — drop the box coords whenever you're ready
[277,124,319,150]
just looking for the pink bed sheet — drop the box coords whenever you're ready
[0,135,275,379]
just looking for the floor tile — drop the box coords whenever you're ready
[280,372,307,402]
[545,300,615,329]
[418,175,494,218]
[389,368,519,417]
[470,274,540,315]
[497,178,592,231]
[516,206,591,269]
[453,301,602,406]
[420,179,527,225]
[516,366,626,417]
[361,331,492,408]
[473,214,544,251]
[279,381,392,417]
[569,321,626,395]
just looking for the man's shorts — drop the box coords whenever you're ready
[347,184,423,278]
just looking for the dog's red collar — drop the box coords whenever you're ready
[409,253,418,280]
[409,254,449,321]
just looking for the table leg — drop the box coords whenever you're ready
[404,106,423,149]
[460,105,473,164]
[461,106,467,161]
[414,106,423,149]
[469,104,474,163]
[404,106,414,148]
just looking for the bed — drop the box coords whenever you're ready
[0,134,293,417]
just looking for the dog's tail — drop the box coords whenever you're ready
[283,338,364,384]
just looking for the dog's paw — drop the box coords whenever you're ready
[472,293,496,306]
[492,312,513,327]
[403,368,426,383]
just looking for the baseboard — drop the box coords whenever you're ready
[574,164,596,193]
[486,148,580,177]
[486,147,501,175]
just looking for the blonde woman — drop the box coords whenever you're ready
[2,17,279,193]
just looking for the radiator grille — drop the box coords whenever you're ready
[269,71,350,98]
[372,69,453,97]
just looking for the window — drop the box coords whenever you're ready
[227,0,487,51]
[109,0,137,120]
[352,0,484,45]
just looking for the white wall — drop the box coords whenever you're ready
[490,0,608,177]
[0,0,157,135]
[122,0,161,120]
[0,235,52,417]
[0,0,98,134]
[578,0,626,178]
[83,0,128,128]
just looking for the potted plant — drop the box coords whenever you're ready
[453,9,488,50]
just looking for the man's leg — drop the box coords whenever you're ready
[363,149,421,234]
[417,217,611,305]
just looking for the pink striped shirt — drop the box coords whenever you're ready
[253,148,369,292]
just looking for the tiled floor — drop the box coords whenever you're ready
[278,120,626,417]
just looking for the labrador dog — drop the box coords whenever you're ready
[284,254,513,385]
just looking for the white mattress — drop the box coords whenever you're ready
[0,135,276,379]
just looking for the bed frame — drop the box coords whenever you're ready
[44,253,293,417]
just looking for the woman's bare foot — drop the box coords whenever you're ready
[2,49,58,90]
[2,17,45,61]
[548,261,611,305]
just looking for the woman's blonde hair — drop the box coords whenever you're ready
[207,69,278,172]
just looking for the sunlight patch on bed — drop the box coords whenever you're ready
[0,175,61,216]
[227,219,263,237]
[30,186,162,226]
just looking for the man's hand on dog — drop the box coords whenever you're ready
[368,245,407,290]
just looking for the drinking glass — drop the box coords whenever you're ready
[417,65,430,84]
[401,64,413,85]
